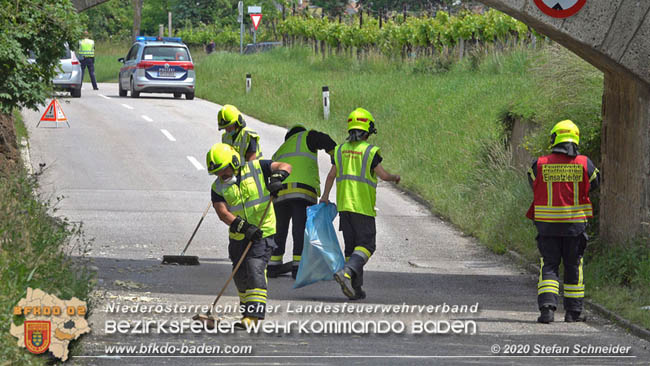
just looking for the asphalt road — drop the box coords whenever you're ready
[22,84,650,365]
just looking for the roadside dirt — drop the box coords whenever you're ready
[0,113,19,173]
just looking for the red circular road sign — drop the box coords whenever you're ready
[534,0,587,18]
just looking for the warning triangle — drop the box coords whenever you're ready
[250,14,262,31]
[38,99,69,127]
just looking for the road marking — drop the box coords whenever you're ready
[160,129,176,141]
[121,103,134,110]
[98,94,110,100]
[141,115,153,122]
[187,156,205,170]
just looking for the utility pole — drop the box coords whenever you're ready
[132,0,143,41]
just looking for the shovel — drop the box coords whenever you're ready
[162,202,212,265]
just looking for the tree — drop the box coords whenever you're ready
[81,0,133,40]
[0,0,82,114]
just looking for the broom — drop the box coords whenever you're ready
[192,197,274,328]
[161,202,212,265]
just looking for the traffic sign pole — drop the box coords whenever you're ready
[238,1,243,54]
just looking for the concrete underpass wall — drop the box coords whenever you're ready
[601,74,650,242]
[479,0,650,244]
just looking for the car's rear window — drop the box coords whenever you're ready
[60,43,71,59]
[142,46,190,61]
[61,47,71,60]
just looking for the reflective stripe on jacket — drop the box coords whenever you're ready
[222,127,262,163]
[526,154,593,223]
[78,39,95,57]
[272,131,319,204]
[334,141,379,217]
[212,160,276,240]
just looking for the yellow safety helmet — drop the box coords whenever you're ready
[347,108,376,134]
[206,143,240,175]
[550,120,580,147]
[217,104,244,130]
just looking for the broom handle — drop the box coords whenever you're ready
[208,196,274,313]
[180,202,212,256]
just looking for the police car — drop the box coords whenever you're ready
[118,36,195,99]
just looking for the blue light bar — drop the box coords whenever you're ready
[136,36,183,43]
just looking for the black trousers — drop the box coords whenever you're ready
[339,211,376,289]
[228,236,275,319]
[272,199,310,266]
[80,57,98,89]
[536,233,587,312]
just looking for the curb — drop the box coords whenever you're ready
[505,249,650,342]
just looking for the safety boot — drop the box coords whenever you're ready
[333,269,356,299]
[291,267,298,279]
[537,306,555,324]
[267,264,281,278]
[353,287,366,300]
[234,316,259,330]
[564,311,587,322]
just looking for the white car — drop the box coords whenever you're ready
[29,43,83,98]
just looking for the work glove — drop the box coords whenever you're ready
[230,216,263,241]
[268,170,289,197]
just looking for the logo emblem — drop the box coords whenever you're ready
[164,63,170,69]
[25,321,51,354]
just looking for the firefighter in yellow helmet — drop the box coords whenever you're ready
[526,120,600,323]
[206,143,291,327]
[269,124,337,278]
[217,104,262,163]
[320,108,401,300]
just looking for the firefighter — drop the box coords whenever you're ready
[320,108,401,300]
[78,31,98,90]
[206,143,291,327]
[269,124,337,278]
[526,120,600,323]
[217,104,262,163]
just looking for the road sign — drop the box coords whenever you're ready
[250,14,262,31]
[37,99,69,128]
[238,1,243,23]
[534,0,587,18]
[248,6,261,14]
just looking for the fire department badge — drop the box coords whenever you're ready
[25,321,51,354]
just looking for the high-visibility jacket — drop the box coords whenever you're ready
[211,160,276,240]
[526,153,593,223]
[222,127,262,164]
[272,131,319,204]
[334,141,380,217]
[78,39,95,57]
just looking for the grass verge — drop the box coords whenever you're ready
[0,113,94,364]
[193,45,649,329]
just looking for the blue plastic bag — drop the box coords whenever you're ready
[293,203,345,289]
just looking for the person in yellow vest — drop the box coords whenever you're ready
[217,105,262,163]
[526,120,600,323]
[320,108,401,300]
[78,31,98,90]
[207,143,291,327]
[269,124,337,278]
